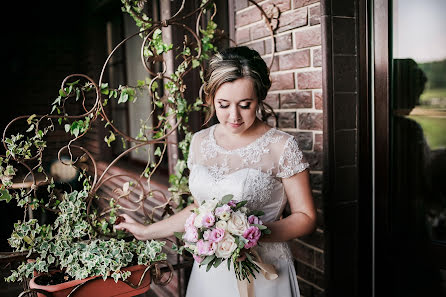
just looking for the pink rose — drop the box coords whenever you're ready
[183,225,199,243]
[215,205,231,217]
[185,213,197,228]
[243,226,261,249]
[196,239,216,256]
[202,212,215,228]
[209,228,225,243]
[193,254,203,264]
[248,215,263,225]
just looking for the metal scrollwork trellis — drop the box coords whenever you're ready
[0,0,280,295]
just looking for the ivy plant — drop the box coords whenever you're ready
[0,0,220,285]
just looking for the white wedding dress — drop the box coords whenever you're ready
[185,124,309,297]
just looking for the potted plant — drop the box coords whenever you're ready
[0,1,222,296]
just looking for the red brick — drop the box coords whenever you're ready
[310,4,321,25]
[262,0,291,12]
[270,72,295,91]
[304,151,323,170]
[280,91,312,108]
[278,50,310,70]
[235,0,249,11]
[248,40,265,55]
[235,27,250,44]
[264,93,279,109]
[314,90,323,109]
[297,70,322,89]
[265,33,293,53]
[314,133,323,151]
[278,111,296,128]
[288,131,313,150]
[262,55,280,72]
[294,0,319,8]
[295,26,321,49]
[277,8,308,32]
[299,112,323,130]
[313,47,322,67]
[250,24,270,40]
[236,6,262,27]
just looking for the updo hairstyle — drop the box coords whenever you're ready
[202,46,275,125]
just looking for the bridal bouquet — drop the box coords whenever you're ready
[175,194,271,281]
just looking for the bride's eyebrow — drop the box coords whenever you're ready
[216,98,254,103]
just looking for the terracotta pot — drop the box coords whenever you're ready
[29,265,151,297]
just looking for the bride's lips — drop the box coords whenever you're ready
[228,122,243,128]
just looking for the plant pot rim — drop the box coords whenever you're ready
[29,264,149,293]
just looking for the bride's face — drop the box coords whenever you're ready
[214,77,259,135]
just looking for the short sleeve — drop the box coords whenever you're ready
[187,133,196,170]
[276,136,309,178]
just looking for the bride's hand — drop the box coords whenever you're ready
[114,214,150,240]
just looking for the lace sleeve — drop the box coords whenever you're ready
[276,136,309,178]
[187,133,196,170]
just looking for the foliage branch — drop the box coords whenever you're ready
[0,0,220,284]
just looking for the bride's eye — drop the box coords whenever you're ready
[240,103,251,109]
[219,104,229,109]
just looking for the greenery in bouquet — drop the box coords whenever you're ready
[174,194,271,281]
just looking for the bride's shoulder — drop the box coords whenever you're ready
[268,127,295,145]
[190,125,214,144]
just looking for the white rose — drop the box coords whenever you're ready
[239,207,248,213]
[199,199,218,213]
[219,211,231,221]
[227,211,249,236]
[215,220,228,230]
[215,234,237,259]
[194,213,205,228]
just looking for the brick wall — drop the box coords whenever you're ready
[233,1,324,296]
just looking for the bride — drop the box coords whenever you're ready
[115,46,316,297]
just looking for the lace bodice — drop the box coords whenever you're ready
[188,125,309,223]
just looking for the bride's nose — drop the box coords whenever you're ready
[229,105,241,122]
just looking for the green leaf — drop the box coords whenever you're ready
[213,257,223,268]
[192,60,200,69]
[200,255,215,267]
[253,224,267,230]
[206,258,216,272]
[0,188,12,203]
[27,114,36,125]
[118,92,129,104]
[174,232,184,241]
[227,257,232,271]
[220,194,234,205]
[154,147,162,157]
[104,131,116,147]
[235,200,248,209]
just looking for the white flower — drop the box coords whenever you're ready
[219,211,231,221]
[215,233,237,258]
[215,220,228,230]
[239,207,248,213]
[194,213,205,228]
[199,199,218,213]
[227,211,249,236]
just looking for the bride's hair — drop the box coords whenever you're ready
[202,46,276,125]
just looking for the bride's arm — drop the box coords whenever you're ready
[261,169,316,242]
[114,202,198,241]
